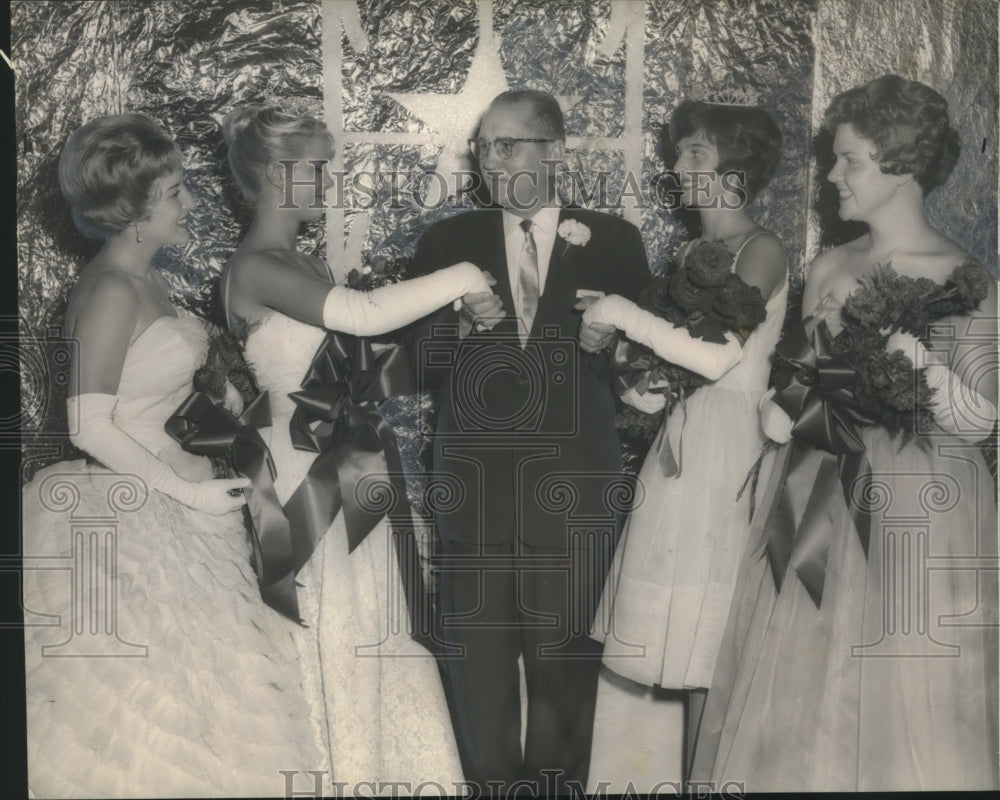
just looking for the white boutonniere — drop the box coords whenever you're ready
[558,219,591,253]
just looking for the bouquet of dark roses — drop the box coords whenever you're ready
[831,260,990,440]
[614,239,768,425]
[346,255,411,291]
[771,260,992,451]
[187,320,264,478]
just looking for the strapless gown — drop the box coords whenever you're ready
[22,313,326,798]
[243,310,463,793]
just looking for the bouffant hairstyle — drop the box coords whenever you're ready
[667,100,783,203]
[58,114,182,239]
[490,89,567,140]
[222,105,333,200]
[823,74,960,194]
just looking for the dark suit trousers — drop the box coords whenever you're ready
[437,533,615,793]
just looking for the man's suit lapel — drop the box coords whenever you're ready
[474,210,518,337]
[480,211,512,308]
[533,208,582,332]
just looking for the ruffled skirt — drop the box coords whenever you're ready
[23,458,327,798]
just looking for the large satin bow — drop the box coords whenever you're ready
[283,332,417,558]
[165,391,304,622]
[763,318,876,607]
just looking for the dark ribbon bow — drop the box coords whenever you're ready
[613,339,663,397]
[283,332,417,558]
[282,332,437,644]
[165,391,304,622]
[763,317,876,607]
[612,339,682,477]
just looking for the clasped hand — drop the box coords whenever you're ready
[574,294,617,353]
[459,270,504,334]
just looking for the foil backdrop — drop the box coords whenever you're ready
[15,0,325,478]
[808,0,998,269]
[15,0,998,486]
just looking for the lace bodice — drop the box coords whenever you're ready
[242,312,328,501]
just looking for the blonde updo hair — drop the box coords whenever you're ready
[58,114,182,239]
[222,105,333,199]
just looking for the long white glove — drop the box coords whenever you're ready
[68,393,250,515]
[758,387,794,443]
[583,294,743,381]
[888,331,997,443]
[323,261,492,335]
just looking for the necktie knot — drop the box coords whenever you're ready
[520,218,536,254]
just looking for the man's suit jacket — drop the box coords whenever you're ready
[407,206,649,552]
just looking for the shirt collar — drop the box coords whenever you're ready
[502,204,562,238]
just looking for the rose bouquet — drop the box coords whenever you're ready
[190,321,263,477]
[615,239,768,427]
[346,255,411,291]
[822,260,991,441]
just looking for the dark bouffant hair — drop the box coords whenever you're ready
[667,100,783,203]
[58,114,182,239]
[490,89,566,140]
[823,74,960,194]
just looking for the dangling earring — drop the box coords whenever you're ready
[135,223,142,244]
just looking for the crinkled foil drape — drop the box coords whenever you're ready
[334,0,815,480]
[15,0,325,480]
[16,0,998,487]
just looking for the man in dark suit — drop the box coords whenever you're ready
[407,89,649,793]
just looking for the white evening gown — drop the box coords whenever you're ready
[588,234,788,792]
[243,309,463,793]
[23,313,326,798]
[594,249,789,689]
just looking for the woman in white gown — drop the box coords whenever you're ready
[692,74,998,792]
[23,114,323,798]
[580,100,787,789]
[220,105,495,790]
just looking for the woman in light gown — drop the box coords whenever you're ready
[220,105,494,790]
[22,114,324,798]
[580,100,787,789]
[692,75,999,791]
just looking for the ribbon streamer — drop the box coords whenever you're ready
[764,318,876,606]
[165,391,304,623]
[282,332,436,645]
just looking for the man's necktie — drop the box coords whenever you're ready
[518,218,540,345]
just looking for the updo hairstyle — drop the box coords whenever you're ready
[222,105,333,200]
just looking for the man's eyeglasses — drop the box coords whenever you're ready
[468,137,556,160]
